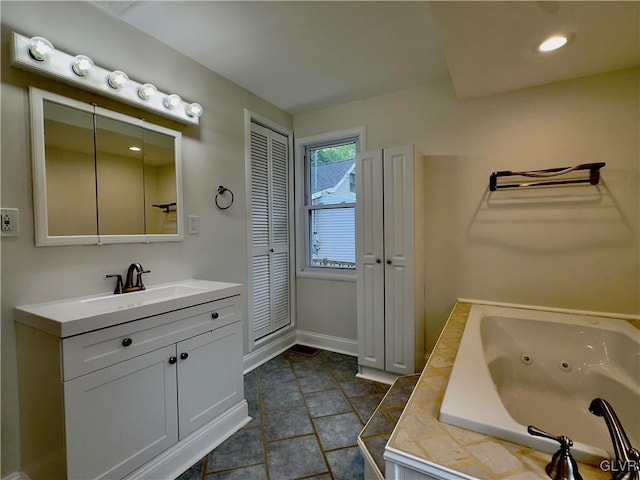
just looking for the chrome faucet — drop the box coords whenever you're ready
[123,263,151,293]
[589,398,639,480]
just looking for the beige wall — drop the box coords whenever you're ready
[293,68,639,353]
[0,2,291,475]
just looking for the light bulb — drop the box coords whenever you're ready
[71,55,94,76]
[537,34,572,53]
[107,70,129,89]
[138,83,157,100]
[163,94,182,110]
[28,36,54,61]
[186,102,203,118]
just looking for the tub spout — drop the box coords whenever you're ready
[589,398,639,480]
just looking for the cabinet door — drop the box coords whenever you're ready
[383,146,416,375]
[177,322,243,438]
[355,150,385,371]
[64,345,178,480]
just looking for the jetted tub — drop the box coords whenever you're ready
[439,303,640,465]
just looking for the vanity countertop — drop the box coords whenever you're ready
[14,279,243,338]
[386,302,611,480]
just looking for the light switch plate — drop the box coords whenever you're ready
[1,208,19,237]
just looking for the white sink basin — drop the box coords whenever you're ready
[15,279,243,338]
[80,284,212,309]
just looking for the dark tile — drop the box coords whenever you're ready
[243,399,260,429]
[291,356,328,376]
[263,405,313,441]
[175,459,203,480]
[257,353,291,372]
[326,447,365,480]
[363,435,388,476]
[338,377,387,398]
[297,371,338,393]
[350,392,386,423]
[305,475,332,480]
[207,464,267,480]
[362,410,396,437]
[244,371,258,402]
[328,360,358,379]
[305,390,352,418]
[260,382,303,410]
[313,412,363,451]
[267,435,328,480]
[381,375,419,408]
[258,366,296,388]
[207,427,264,472]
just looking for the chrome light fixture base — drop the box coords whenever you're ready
[11,32,201,125]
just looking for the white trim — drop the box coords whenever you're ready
[384,446,474,480]
[243,328,297,374]
[295,126,366,280]
[357,437,384,480]
[243,109,296,352]
[458,298,640,321]
[356,366,398,385]
[1,472,29,480]
[296,330,358,356]
[124,400,249,480]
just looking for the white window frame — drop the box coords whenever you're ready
[295,126,366,281]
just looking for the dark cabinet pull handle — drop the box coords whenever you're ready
[386,259,392,265]
[375,259,381,264]
[180,352,189,360]
[168,356,177,364]
[122,337,133,347]
[211,312,219,319]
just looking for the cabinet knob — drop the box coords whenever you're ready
[375,258,381,264]
[122,337,133,347]
[211,312,219,319]
[168,356,177,364]
[386,259,392,265]
[180,352,189,360]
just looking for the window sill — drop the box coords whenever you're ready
[296,269,356,282]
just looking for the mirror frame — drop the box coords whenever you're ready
[30,87,184,246]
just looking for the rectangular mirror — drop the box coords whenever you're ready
[30,87,183,246]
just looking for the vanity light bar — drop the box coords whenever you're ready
[10,32,202,125]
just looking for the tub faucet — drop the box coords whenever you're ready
[123,263,151,293]
[589,398,639,480]
[528,425,583,480]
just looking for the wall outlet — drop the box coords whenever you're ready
[1,208,19,237]
[187,215,199,234]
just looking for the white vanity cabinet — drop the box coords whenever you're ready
[15,281,248,480]
[356,145,425,378]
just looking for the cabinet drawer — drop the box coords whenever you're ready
[62,295,239,380]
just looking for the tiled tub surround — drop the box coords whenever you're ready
[176,348,389,480]
[384,302,634,480]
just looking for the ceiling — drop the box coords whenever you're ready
[94,1,639,114]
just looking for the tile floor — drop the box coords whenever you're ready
[175,347,389,480]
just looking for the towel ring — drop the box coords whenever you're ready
[215,185,234,210]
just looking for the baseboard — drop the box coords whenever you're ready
[2,472,28,480]
[296,330,358,357]
[243,330,297,373]
[356,366,398,385]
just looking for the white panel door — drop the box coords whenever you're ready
[383,146,415,375]
[356,150,385,370]
[177,322,243,438]
[64,345,178,480]
[249,122,291,340]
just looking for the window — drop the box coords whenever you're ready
[296,127,365,279]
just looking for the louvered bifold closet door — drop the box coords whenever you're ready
[249,122,291,340]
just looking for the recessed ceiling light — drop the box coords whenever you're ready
[537,34,573,53]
